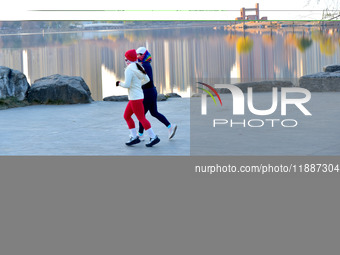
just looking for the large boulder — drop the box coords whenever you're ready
[299,72,340,92]
[323,65,340,72]
[27,74,93,104]
[0,66,30,101]
[216,80,294,93]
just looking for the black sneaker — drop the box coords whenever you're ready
[145,136,160,147]
[125,136,141,146]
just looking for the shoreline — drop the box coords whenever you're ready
[3,90,340,111]
[0,20,339,37]
[0,21,226,37]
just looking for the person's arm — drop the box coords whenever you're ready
[143,63,154,84]
[119,68,133,88]
[141,73,150,85]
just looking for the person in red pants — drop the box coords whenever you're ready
[116,49,160,147]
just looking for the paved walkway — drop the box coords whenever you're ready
[0,98,190,156]
[191,92,340,156]
[1,92,339,156]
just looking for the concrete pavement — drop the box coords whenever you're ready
[0,98,190,156]
[1,92,339,156]
[191,92,340,156]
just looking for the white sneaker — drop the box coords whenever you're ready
[138,133,145,141]
[168,124,177,139]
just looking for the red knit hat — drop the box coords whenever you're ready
[125,49,137,62]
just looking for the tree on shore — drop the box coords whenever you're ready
[306,0,340,20]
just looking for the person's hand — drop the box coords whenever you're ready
[116,81,120,87]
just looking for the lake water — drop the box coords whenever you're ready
[0,25,340,100]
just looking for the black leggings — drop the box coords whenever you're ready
[138,87,170,134]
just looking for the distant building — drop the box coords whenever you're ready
[235,3,267,20]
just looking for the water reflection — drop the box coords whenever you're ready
[285,33,313,52]
[0,25,339,100]
[236,36,254,54]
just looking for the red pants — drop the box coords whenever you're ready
[124,99,151,130]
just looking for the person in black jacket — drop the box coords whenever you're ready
[136,47,177,140]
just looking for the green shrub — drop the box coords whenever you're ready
[0,97,30,110]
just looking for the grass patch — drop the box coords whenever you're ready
[0,97,30,110]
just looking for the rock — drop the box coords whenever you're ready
[27,74,93,104]
[299,72,340,92]
[103,95,128,101]
[0,66,30,101]
[165,93,181,98]
[323,65,340,72]
[191,93,203,97]
[216,80,294,93]
[157,94,167,101]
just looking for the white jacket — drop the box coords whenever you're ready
[119,63,150,100]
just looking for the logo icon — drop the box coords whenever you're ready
[197,82,312,128]
[197,82,223,106]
